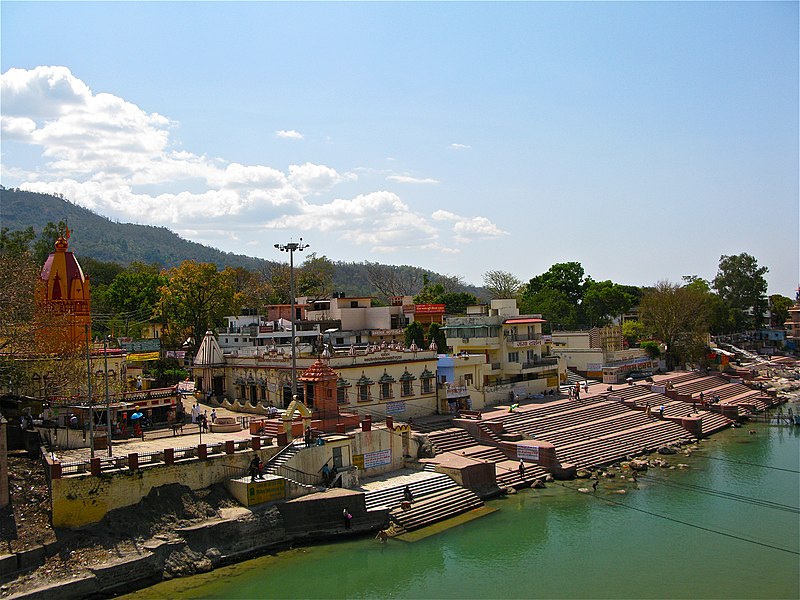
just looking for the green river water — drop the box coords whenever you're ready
[128,420,799,599]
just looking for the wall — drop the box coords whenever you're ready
[350,425,406,477]
[50,446,280,528]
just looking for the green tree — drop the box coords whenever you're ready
[639,280,709,369]
[0,226,35,256]
[158,261,243,348]
[523,262,586,305]
[404,321,425,349]
[622,320,646,346]
[582,280,636,326]
[100,262,168,337]
[32,221,67,264]
[483,270,522,299]
[519,288,578,330]
[769,294,793,327]
[426,322,448,353]
[298,253,335,301]
[712,253,769,328]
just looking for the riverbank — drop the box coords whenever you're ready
[124,419,800,600]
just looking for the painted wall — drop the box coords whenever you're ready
[50,446,279,528]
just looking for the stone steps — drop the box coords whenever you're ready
[427,428,478,454]
[387,487,484,535]
[364,473,458,511]
[495,461,548,489]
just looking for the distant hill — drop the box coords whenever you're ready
[0,187,271,271]
[0,187,486,300]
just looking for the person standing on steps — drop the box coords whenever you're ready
[518,461,526,479]
[343,507,352,529]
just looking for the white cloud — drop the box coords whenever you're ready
[275,129,304,139]
[386,175,440,185]
[288,162,356,195]
[449,143,471,150]
[1,66,506,260]
[431,209,507,241]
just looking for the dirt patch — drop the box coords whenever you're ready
[0,454,239,597]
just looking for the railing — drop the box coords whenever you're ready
[275,464,321,487]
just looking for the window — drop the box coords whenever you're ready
[508,351,519,363]
[337,387,347,404]
[381,382,392,399]
[422,379,432,394]
[464,374,473,386]
[402,379,413,396]
[358,385,370,402]
[527,350,536,362]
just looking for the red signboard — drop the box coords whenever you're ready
[413,304,446,315]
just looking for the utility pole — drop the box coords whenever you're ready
[274,239,309,401]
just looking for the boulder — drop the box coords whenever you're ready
[575,469,592,479]
[657,445,677,455]
[629,459,649,471]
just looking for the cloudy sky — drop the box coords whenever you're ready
[1,2,797,295]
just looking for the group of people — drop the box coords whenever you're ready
[190,403,218,432]
[249,455,265,482]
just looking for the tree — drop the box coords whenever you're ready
[523,262,586,305]
[713,253,769,328]
[404,321,425,349]
[32,221,67,265]
[365,262,424,298]
[519,288,579,330]
[426,322,448,352]
[99,263,168,337]
[639,280,709,369]
[769,294,794,327]
[0,226,35,256]
[622,321,646,346]
[483,270,522,299]
[297,253,335,301]
[582,280,636,326]
[158,261,244,348]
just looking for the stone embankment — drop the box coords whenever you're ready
[1,484,387,600]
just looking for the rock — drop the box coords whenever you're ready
[629,459,649,471]
[677,463,689,469]
[575,469,591,479]
[657,445,677,455]
[613,489,627,494]
[531,480,546,489]
[578,487,590,493]
[506,487,517,495]
[603,471,615,478]
[544,474,554,483]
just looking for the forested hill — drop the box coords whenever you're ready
[0,187,485,299]
[0,187,271,271]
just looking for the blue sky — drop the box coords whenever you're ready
[1,1,797,296]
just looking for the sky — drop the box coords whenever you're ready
[1,1,797,296]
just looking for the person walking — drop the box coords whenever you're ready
[211,408,217,423]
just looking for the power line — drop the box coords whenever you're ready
[638,473,799,514]
[552,480,800,556]
[700,455,800,474]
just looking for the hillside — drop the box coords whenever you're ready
[0,187,486,300]
[0,187,271,271]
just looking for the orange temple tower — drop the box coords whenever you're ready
[35,227,91,352]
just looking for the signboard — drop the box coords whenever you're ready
[248,477,286,505]
[414,304,446,315]
[352,448,392,471]
[120,339,161,352]
[512,339,543,348]
[177,380,195,393]
[127,351,160,362]
[165,350,186,359]
[386,401,406,415]
[517,445,540,462]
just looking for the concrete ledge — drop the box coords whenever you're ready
[9,574,98,600]
[89,553,162,593]
[15,546,45,572]
[0,554,18,578]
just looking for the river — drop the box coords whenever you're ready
[126,418,799,599]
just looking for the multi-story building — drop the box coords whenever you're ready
[551,325,656,383]
[442,299,564,408]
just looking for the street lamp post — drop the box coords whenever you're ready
[103,335,113,457]
[274,239,308,401]
[85,324,94,459]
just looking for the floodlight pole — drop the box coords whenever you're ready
[274,239,309,400]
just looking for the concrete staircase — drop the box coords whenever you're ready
[494,460,548,489]
[386,486,485,536]
[364,472,459,511]
[263,441,318,492]
[426,428,479,453]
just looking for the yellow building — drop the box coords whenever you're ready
[443,299,564,406]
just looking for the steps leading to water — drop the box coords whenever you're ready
[386,487,484,536]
